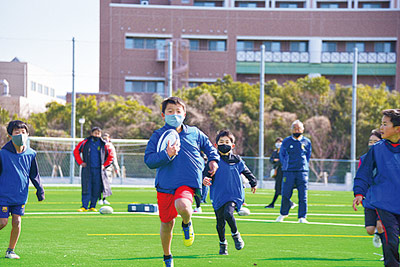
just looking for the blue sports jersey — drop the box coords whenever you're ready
[0,141,45,205]
[209,157,247,211]
[144,124,220,194]
[354,139,400,215]
[280,135,312,171]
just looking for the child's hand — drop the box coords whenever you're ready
[203,177,212,186]
[81,162,87,167]
[251,186,257,193]
[166,139,180,158]
[208,160,219,176]
[352,195,363,211]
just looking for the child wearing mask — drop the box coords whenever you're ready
[203,129,257,255]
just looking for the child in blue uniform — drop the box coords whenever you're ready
[0,120,45,259]
[276,120,312,223]
[353,109,400,267]
[356,129,384,252]
[203,130,257,255]
[144,97,220,267]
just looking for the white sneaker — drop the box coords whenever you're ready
[193,207,202,213]
[298,218,309,223]
[98,199,103,205]
[103,200,110,205]
[5,250,20,259]
[373,233,382,248]
[276,215,288,222]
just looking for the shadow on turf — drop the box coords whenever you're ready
[101,254,219,261]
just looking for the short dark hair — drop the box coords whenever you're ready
[370,129,382,140]
[161,97,186,113]
[275,137,283,142]
[382,109,400,127]
[216,129,235,144]
[103,133,110,138]
[91,126,102,133]
[7,120,29,135]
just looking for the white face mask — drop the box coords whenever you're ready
[275,142,281,149]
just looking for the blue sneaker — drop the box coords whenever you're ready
[182,221,194,247]
[163,257,174,267]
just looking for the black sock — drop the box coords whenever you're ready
[182,221,190,228]
[164,255,172,260]
[7,248,13,252]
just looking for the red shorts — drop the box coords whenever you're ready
[157,185,194,223]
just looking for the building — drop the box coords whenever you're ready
[0,58,65,117]
[100,0,399,103]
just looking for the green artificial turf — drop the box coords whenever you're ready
[0,187,384,266]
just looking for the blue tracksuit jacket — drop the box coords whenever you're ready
[144,124,220,194]
[280,135,312,171]
[353,139,400,215]
[0,141,45,205]
[208,154,257,211]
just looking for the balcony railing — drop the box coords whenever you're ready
[236,51,396,63]
[237,51,309,62]
[321,52,396,63]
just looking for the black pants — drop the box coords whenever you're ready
[214,201,238,243]
[376,208,400,267]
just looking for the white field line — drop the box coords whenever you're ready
[24,211,364,227]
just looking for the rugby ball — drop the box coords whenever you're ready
[157,129,180,159]
[99,206,113,215]
[237,207,251,216]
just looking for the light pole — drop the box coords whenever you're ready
[79,117,85,138]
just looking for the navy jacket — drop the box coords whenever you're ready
[144,124,220,194]
[280,135,312,172]
[354,139,400,215]
[0,141,45,205]
[207,153,257,211]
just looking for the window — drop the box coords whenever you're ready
[44,86,49,95]
[125,37,166,50]
[290,41,308,52]
[236,41,254,51]
[50,88,55,97]
[125,81,165,94]
[194,1,216,6]
[279,3,298,7]
[238,2,257,7]
[208,40,226,51]
[31,81,36,91]
[37,84,43,93]
[322,42,337,52]
[375,42,395,52]
[361,3,382,8]
[346,42,365,52]
[264,41,281,52]
[320,3,339,8]
[190,40,200,51]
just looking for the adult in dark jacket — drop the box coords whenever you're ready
[73,127,114,212]
[265,137,295,209]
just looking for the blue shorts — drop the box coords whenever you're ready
[0,205,25,218]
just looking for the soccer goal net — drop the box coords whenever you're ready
[29,136,156,185]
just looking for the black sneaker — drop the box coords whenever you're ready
[232,232,245,250]
[265,204,274,208]
[219,242,228,255]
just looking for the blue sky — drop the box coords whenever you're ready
[0,0,99,96]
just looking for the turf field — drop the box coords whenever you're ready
[0,187,384,266]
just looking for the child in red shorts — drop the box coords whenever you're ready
[144,97,220,267]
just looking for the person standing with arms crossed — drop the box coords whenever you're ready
[276,120,312,223]
[74,127,114,212]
